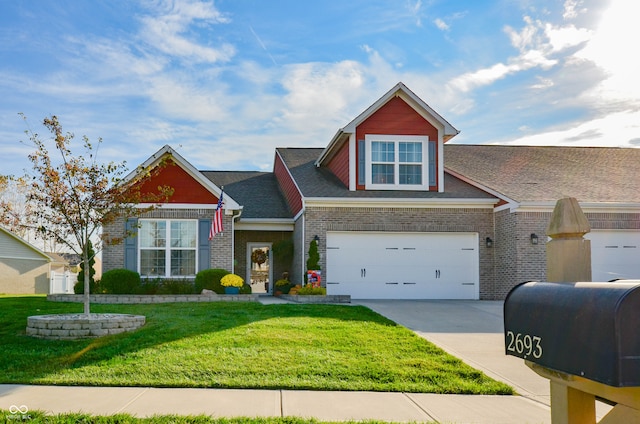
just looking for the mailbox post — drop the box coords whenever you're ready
[505,281,640,423]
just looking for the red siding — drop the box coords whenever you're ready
[356,97,439,190]
[326,141,349,187]
[138,159,218,204]
[274,154,303,215]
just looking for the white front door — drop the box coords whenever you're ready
[586,231,640,281]
[247,243,272,294]
[325,232,479,299]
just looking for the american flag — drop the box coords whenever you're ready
[209,190,224,240]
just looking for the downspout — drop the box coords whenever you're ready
[300,211,305,283]
[231,208,243,274]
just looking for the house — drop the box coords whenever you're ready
[102,82,640,300]
[0,227,68,294]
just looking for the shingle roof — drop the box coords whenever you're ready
[277,148,496,200]
[200,171,292,219]
[444,145,640,203]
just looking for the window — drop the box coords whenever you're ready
[139,219,197,277]
[365,135,429,190]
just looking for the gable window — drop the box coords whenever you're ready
[365,135,429,190]
[139,219,197,277]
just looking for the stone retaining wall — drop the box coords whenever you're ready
[27,314,145,340]
[47,294,259,304]
[279,295,351,304]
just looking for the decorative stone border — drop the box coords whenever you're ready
[47,294,259,304]
[27,314,146,340]
[279,295,351,304]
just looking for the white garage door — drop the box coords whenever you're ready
[325,232,479,300]
[586,230,640,281]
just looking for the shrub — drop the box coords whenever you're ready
[239,284,252,294]
[137,278,161,294]
[297,284,326,295]
[158,279,196,294]
[194,268,230,294]
[73,279,100,294]
[100,269,141,294]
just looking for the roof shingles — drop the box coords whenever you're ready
[444,145,640,203]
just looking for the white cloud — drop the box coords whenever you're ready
[497,110,640,148]
[448,13,591,94]
[279,61,365,132]
[562,0,586,20]
[434,18,449,31]
[140,0,235,63]
[575,2,640,105]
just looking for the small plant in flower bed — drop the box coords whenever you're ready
[297,284,326,295]
[274,279,292,294]
[220,273,244,287]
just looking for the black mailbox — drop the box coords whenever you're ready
[504,281,640,387]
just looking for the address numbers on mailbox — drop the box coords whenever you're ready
[505,331,542,359]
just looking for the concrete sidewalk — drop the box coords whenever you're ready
[0,384,550,423]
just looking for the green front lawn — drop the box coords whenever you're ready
[0,411,416,424]
[0,296,513,394]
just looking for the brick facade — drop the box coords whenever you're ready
[492,209,640,299]
[102,207,640,299]
[302,206,497,299]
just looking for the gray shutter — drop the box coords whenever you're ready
[198,218,211,272]
[428,140,436,187]
[357,140,365,186]
[124,218,138,272]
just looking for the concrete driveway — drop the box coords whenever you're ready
[355,299,612,418]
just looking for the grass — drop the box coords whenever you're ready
[0,411,424,424]
[0,296,513,394]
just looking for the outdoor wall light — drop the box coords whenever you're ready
[530,233,539,245]
[485,237,493,248]
[313,235,320,242]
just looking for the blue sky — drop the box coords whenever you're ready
[1,0,637,178]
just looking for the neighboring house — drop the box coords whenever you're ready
[102,82,640,300]
[0,227,67,294]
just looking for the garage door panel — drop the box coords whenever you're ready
[326,231,479,300]
[586,231,640,281]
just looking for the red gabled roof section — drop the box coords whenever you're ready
[356,96,439,138]
[354,97,439,190]
[315,82,459,168]
[326,140,350,188]
[137,158,219,204]
[274,151,303,215]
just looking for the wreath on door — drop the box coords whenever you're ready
[251,248,268,267]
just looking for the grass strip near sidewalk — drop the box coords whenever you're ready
[0,296,513,394]
[1,411,427,424]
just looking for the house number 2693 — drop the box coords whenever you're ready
[506,331,543,359]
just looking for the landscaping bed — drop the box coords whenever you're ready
[47,294,259,304]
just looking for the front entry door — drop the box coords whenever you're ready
[247,243,272,294]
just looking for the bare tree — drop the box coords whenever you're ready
[7,115,172,315]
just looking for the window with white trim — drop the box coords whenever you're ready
[139,219,197,277]
[365,135,429,190]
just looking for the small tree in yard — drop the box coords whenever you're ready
[75,239,96,293]
[3,115,172,316]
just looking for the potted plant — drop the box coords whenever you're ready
[274,279,292,295]
[220,274,244,294]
